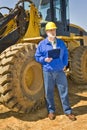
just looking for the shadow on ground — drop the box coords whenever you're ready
[0,78,87,121]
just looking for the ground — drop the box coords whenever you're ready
[0,78,87,130]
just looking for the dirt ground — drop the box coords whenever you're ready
[0,78,87,130]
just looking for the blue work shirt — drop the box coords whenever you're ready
[35,37,68,72]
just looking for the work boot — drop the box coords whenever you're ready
[48,113,56,120]
[66,113,77,121]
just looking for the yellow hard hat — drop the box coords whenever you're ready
[45,22,57,31]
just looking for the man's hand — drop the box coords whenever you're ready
[45,57,53,63]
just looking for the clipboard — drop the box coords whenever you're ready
[48,48,60,59]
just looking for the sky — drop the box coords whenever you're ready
[69,0,87,31]
[0,0,87,31]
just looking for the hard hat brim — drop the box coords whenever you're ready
[45,27,57,31]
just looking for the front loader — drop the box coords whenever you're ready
[0,0,87,113]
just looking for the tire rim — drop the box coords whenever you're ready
[21,60,43,98]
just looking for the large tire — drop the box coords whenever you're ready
[69,46,87,84]
[0,43,45,113]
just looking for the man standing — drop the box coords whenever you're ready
[35,22,76,121]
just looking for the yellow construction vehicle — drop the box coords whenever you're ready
[0,0,87,113]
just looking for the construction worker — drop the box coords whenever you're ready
[35,22,76,121]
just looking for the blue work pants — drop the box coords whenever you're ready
[43,70,72,114]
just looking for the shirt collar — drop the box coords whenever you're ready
[45,37,57,44]
[45,37,50,44]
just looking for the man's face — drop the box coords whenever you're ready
[46,29,56,38]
